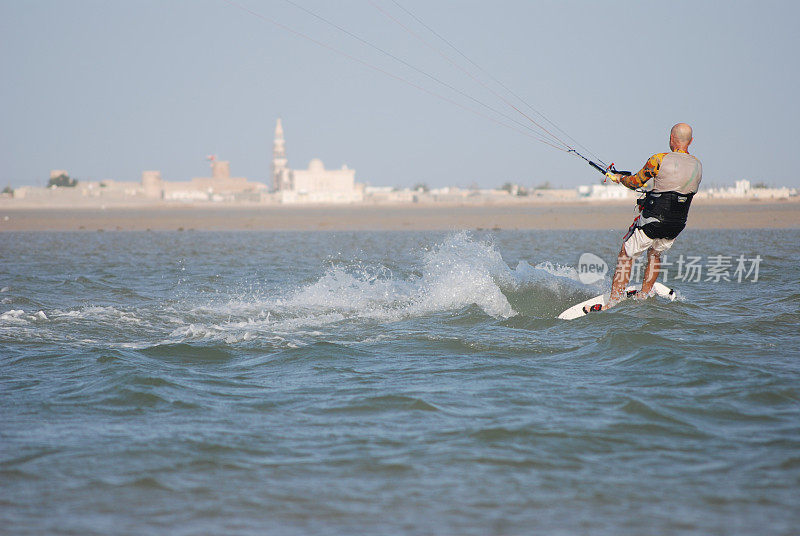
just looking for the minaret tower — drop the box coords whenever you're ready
[272,118,289,191]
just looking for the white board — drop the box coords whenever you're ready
[558,282,676,320]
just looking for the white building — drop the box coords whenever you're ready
[577,182,636,200]
[699,179,796,199]
[271,119,363,204]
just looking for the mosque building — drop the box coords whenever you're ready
[271,119,363,204]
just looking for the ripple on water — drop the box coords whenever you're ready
[265,341,374,365]
[2,230,800,535]
[139,343,235,364]
[316,394,440,415]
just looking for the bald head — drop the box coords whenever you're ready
[669,123,693,151]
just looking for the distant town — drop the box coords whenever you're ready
[1,120,796,207]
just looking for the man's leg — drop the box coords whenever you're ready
[640,247,661,296]
[605,243,633,309]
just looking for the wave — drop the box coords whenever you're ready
[1,232,605,346]
[106,231,603,350]
[164,232,600,344]
[272,231,593,323]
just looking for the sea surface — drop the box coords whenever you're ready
[1,229,799,535]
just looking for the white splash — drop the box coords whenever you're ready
[55,305,143,324]
[1,309,27,323]
[0,309,50,324]
[283,231,517,321]
[159,231,615,345]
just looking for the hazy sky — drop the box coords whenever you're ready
[2,0,798,189]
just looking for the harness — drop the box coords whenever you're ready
[635,190,694,239]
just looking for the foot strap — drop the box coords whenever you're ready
[583,303,603,314]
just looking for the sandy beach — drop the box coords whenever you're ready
[1,199,799,232]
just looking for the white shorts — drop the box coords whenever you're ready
[623,227,675,257]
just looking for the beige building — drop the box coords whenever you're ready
[13,161,266,205]
[13,170,145,204]
[271,119,363,204]
[154,158,266,202]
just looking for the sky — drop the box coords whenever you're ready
[1,0,798,190]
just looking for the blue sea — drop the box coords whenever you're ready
[1,229,799,535]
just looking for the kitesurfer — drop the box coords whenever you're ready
[588,123,702,312]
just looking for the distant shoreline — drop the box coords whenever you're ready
[1,199,799,232]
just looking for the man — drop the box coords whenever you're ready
[588,123,702,312]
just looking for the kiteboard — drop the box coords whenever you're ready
[558,282,676,320]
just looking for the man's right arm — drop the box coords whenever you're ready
[618,153,666,190]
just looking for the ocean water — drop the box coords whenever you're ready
[1,229,799,535]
